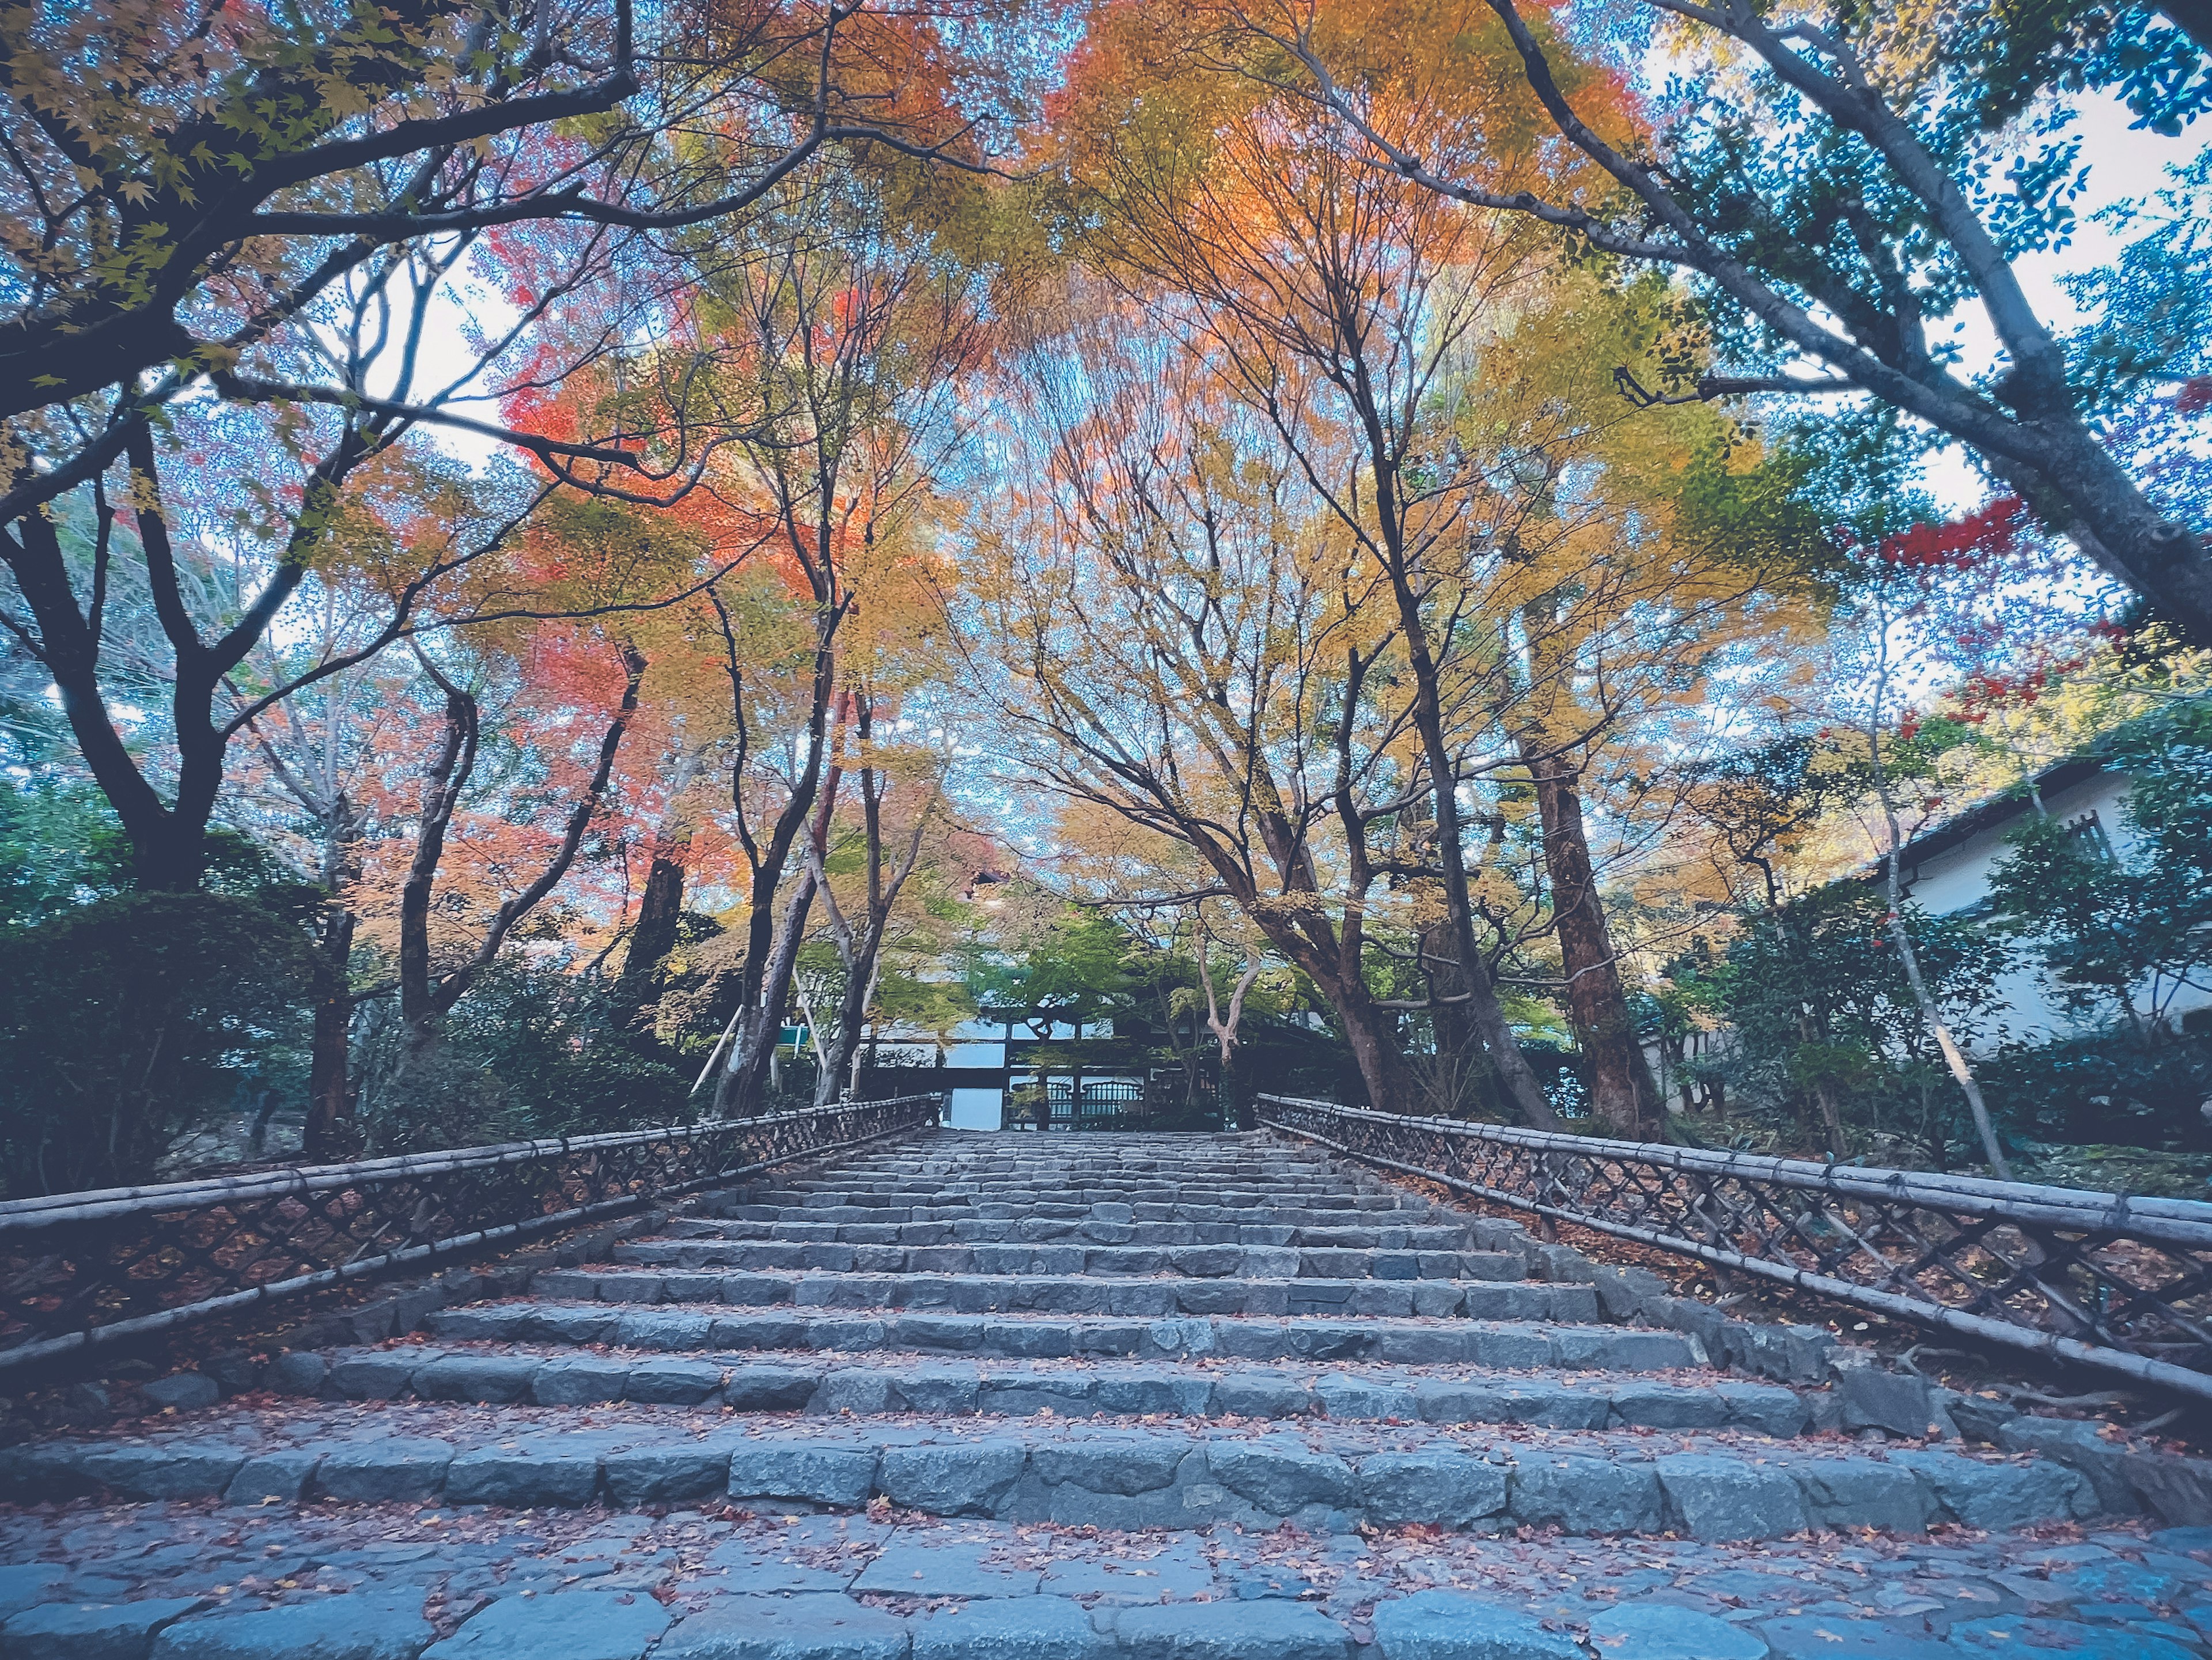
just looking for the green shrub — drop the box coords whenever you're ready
[349,958,690,1152]
[0,890,319,1197]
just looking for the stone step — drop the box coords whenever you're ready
[743,1187,1424,1211]
[0,1413,2111,1538]
[765,1177,1362,1186]
[662,1216,1487,1250]
[606,1239,1522,1281]
[703,1213,1451,1239]
[519,1267,1595,1320]
[255,1343,1812,1433]
[427,1303,1691,1367]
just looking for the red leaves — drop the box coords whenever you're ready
[1876,496,2029,573]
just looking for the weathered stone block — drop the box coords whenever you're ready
[1313,1375,1414,1422]
[196,1351,262,1396]
[602,1439,736,1507]
[2,1597,211,1660]
[316,1439,453,1503]
[910,1595,1106,1660]
[1785,1456,1929,1534]
[816,1371,896,1415]
[1509,1454,1661,1534]
[1604,1383,1726,1430]
[139,1373,220,1413]
[2127,1451,2212,1527]
[891,1367,982,1415]
[1889,1449,2097,1530]
[1656,1453,1807,1541]
[658,1595,907,1660]
[150,1591,432,1659]
[82,1443,246,1502]
[718,1366,818,1411]
[726,1445,876,1508]
[1112,1599,1351,1660]
[263,1351,328,1396]
[1205,1436,1355,1517]
[1032,1438,1185,1497]
[222,1449,322,1507]
[1711,1382,1810,1439]
[613,1311,714,1349]
[530,1358,630,1406]
[422,1590,670,1660]
[977,1375,1095,1416]
[444,1440,603,1507]
[1355,1452,1508,1528]
[892,1315,985,1351]
[1092,1371,1211,1418]
[412,1355,539,1404]
[626,1360,728,1406]
[1997,1417,2138,1514]
[327,1353,418,1399]
[878,1442,1027,1515]
[1835,1364,1934,1438]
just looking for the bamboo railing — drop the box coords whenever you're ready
[1256,1095,2212,1402]
[0,1094,947,1374]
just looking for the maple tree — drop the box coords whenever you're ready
[1238,0,2212,644]
[1,0,1013,893]
[976,293,1431,1114]
[1054,2,1603,1124]
[1037,16,1826,1132]
[624,157,990,1114]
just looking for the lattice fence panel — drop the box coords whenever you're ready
[0,1095,945,1371]
[1257,1095,2212,1402]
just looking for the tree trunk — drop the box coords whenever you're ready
[304,907,357,1156]
[1991,437,2212,647]
[1863,646,2010,1178]
[608,841,690,1041]
[812,954,879,1109]
[1418,917,1502,1117]
[715,868,818,1116]
[1366,470,1562,1132]
[396,683,479,1054]
[1525,744,1660,1139]
[1335,981,1422,1114]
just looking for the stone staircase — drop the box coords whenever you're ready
[3,1130,2208,1660]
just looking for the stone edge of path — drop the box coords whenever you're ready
[0,1418,2167,1539]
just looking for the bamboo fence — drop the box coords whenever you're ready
[1257,1094,2212,1402]
[0,1094,946,1373]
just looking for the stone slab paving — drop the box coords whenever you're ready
[1,1499,2207,1658]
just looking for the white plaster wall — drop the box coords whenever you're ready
[1896,771,2206,1045]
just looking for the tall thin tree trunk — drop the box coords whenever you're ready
[717,868,819,1116]
[304,908,356,1155]
[1369,485,1560,1132]
[1864,625,2011,1178]
[1331,978,1422,1114]
[1524,743,1660,1139]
